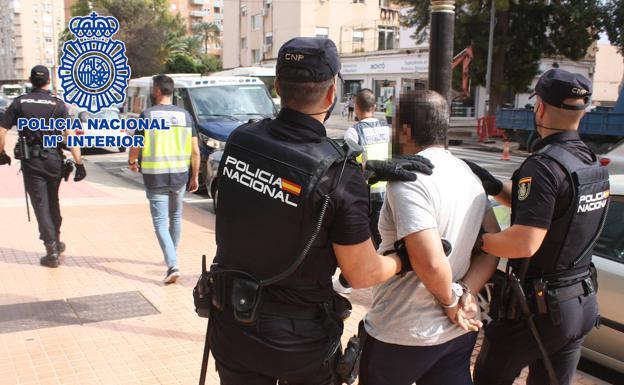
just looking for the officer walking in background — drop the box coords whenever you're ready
[206,37,433,385]
[334,88,391,294]
[467,69,609,385]
[0,65,86,268]
[128,74,201,284]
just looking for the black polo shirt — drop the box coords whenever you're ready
[1,89,68,147]
[269,108,371,246]
[511,131,594,229]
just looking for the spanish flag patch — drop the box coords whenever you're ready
[281,178,302,196]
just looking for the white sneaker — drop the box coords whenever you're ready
[333,276,352,294]
[164,267,180,284]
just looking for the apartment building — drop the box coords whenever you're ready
[224,0,406,68]
[0,0,65,86]
[169,0,224,56]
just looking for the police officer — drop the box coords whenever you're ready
[0,65,86,268]
[207,37,433,385]
[466,69,609,385]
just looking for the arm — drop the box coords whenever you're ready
[128,146,141,172]
[493,180,513,208]
[461,208,501,294]
[334,239,401,289]
[404,228,454,305]
[188,137,200,192]
[482,224,547,259]
[0,126,7,153]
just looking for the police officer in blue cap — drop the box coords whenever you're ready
[466,69,609,385]
[205,37,433,385]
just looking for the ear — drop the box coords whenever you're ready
[274,78,281,97]
[326,83,336,105]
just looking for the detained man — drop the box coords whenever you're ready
[359,90,500,385]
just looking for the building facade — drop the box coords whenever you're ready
[0,0,66,86]
[223,0,404,69]
[169,0,223,57]
[593,43,624,107]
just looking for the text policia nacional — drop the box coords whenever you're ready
[16,117,171,149]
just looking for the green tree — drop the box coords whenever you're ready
[165,53,200,73]
[198,54,223,75]
[192,22,222,54]
[604,0,624,91]
[400,0,604,115]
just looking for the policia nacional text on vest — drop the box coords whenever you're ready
[193,118,362,384]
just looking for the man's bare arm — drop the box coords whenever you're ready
[482,224,547,259]
[334,239,401,289]
[190,137,200,179]
[404,228,454,305]
[493,180,513,208]
[461,208,501,294]
[61,130,83,164]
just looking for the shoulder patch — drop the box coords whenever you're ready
[518,177,532,201]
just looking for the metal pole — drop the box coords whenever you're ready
[484,0,496,117]
[428,0,455,107]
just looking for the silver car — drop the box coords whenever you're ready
[599,140,624,175]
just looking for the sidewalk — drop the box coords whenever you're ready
[0,130,606,385]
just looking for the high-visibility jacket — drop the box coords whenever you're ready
[140,105,193,189]
[353,118,390,194]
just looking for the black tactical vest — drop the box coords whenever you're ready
[513,144,610,280]
[214,119,347,292]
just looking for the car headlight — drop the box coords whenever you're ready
[205,137,225,150]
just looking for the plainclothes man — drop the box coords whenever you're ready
[360,90,499,385]
[128,74,200,284]
[0,65,86,268]
[207,37,433,385]
[468,69,608,385]
[384,95,394,125]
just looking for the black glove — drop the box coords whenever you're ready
[392,238,453,277]
[463,159,503,196]
[365,156,434,185]
[0,151,10,166]
[62,159,74,182]
[74,163,87,182]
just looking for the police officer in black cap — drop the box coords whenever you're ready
[466,69,609,385]
[206,37,433,384]
[0,65,87,268]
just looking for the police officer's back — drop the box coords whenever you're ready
[206,38,425,385]
[0,66,86,268]
[467,69,609,385]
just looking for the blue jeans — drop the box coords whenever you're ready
[146,184,186,269]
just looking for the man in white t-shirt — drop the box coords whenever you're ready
[360,90,500,385]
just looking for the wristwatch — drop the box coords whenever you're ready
[128,159,137,166]
[438,282,464,308]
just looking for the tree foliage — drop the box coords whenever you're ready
[604,0,624,52]
[399,0,604,114]
[192,22,222,54]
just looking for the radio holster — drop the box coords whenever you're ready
[14,136,30,160]
[335,320,367,384]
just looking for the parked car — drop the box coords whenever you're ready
[124,75,277,193]
[482,175,624,374]
[75,107,127,152]
[205,150,222,211]
[0,97,8,122]
[598,140,624,175]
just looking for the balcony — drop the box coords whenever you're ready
[190,10,209,17]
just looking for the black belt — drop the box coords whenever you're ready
[261,301,324,320]
[547,278,594,302]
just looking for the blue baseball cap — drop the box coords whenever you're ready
[276,37,341,82]
[531,69,592,110]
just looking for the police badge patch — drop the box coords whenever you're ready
[518,177,532,201]
[58,12,130,113]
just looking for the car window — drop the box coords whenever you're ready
[594,195,624,264]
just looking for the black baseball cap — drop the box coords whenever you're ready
[276,37,341,82]
[531,69,592,110]
[30,65,50,82]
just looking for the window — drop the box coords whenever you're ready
[378,26,398,50]
[44,36,52,44]
[353,0,365,3]
[251,49,260,63]
[594,196,624,263]
[241,37,247,49]
[352,30,364,43]
[379,0,389,6]
[264,32,273,46]
[252,14,262,30]
[214,6,221,13]
[240,3,247,16]
[315,27,328,39]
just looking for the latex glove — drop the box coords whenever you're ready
[463,159,503,196]
[74,163,87,182]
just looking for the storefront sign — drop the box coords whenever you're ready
[341,55,428,75]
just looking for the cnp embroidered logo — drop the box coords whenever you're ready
[58,12,130,113]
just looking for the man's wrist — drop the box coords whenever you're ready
[128,159,137,165]
[437,282,463,308]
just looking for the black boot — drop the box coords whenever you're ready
[57,241,66,253]
[40,241,59,268]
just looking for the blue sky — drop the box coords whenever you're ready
[599,32,611,44]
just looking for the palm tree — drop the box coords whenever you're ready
[192,22,221,54]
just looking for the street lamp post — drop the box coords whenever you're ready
[428,0,455,106]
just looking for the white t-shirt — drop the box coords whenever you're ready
[364,147,488,346]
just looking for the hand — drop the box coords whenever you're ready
[128,162,140,173]
[445,293,483,332]
[74,163,87,182]
[365,156,433,185]
[462,159,503,196]
[188,176,199,192]
[0,151,11,166]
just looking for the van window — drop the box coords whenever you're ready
[189,84,274,119]
[594,196,624,264]
[173,88,192,112]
